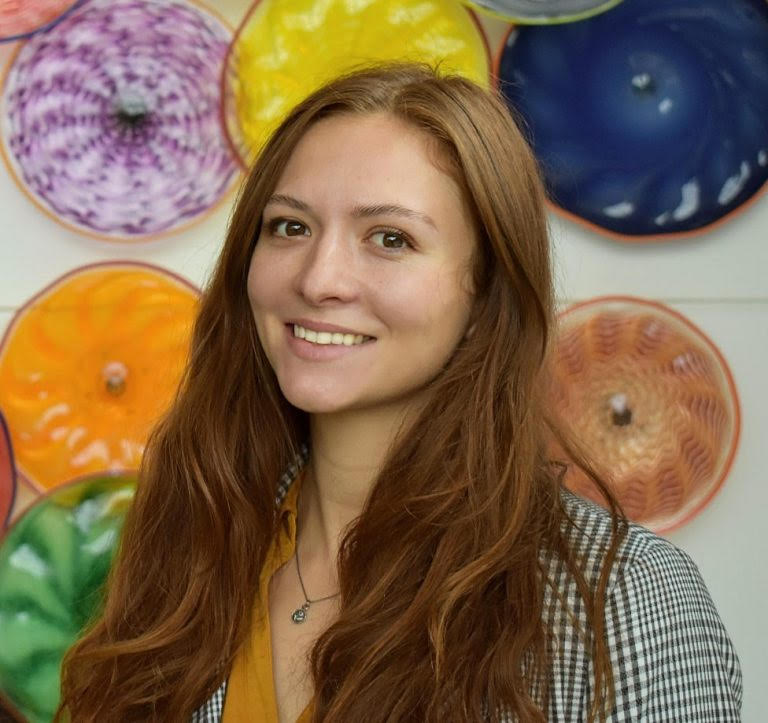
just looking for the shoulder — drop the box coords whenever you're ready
[553,489,727,604]
[541,490,743,721]
[540,489,684,625]
[550,489,691,589]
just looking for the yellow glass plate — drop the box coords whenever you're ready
[225,0,490,164]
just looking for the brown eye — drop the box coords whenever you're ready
[272,219,309,237]
[371,230,411,250]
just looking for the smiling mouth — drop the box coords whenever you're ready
[290,323,375,347]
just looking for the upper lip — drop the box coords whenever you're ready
[288,318,375,337]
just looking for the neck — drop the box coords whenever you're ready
[297,398,422,571]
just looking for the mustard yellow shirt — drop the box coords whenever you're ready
[222,473,313,722]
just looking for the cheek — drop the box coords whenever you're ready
[245,253,264,310]
[247,246,284,318]
[376,266,472,345]
[246,251,286,361]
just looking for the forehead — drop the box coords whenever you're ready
[275,112,467,216]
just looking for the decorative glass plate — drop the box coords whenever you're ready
[224,0,491,165]
[0,0,239,240]
[467,0,622,25]
[0,262,198,491]
[0,412,14,528]
[551,296,740,531]
[0,473,135,723]
[497,0,768,240]
[0,0,83,42]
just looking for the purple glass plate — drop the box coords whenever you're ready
[0,0,239,240]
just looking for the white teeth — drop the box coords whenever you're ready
[292,324,370,346]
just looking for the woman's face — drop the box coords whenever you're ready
[247,112,477,415]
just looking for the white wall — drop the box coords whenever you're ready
[0,3,764,720]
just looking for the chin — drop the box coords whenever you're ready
[279,382,358,415]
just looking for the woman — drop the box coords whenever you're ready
[57,64,741,722]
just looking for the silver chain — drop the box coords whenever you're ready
[290,537,340,624]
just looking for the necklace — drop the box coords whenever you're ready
[291,538,340,624]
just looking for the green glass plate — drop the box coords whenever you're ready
[0,474,135,723]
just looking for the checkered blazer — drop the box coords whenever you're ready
[191,455,742,722]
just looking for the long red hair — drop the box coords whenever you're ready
[57,63,625,722]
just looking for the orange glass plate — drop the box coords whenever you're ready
[551,296,740,532]
[0,262,199,491]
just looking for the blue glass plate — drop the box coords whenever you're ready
[498,0,768,239]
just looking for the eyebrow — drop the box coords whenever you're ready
[266,194,437,230]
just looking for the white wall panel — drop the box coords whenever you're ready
[551,196,768,304]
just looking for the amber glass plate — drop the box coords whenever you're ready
[551,296,740,532]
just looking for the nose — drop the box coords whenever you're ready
[294,229,359,306]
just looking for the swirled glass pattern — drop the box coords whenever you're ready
[0,0,239,239]
[498,0,768,238]
[0,263,198,491]
[551,297,740,532]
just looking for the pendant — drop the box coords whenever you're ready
[291,602,310,624]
